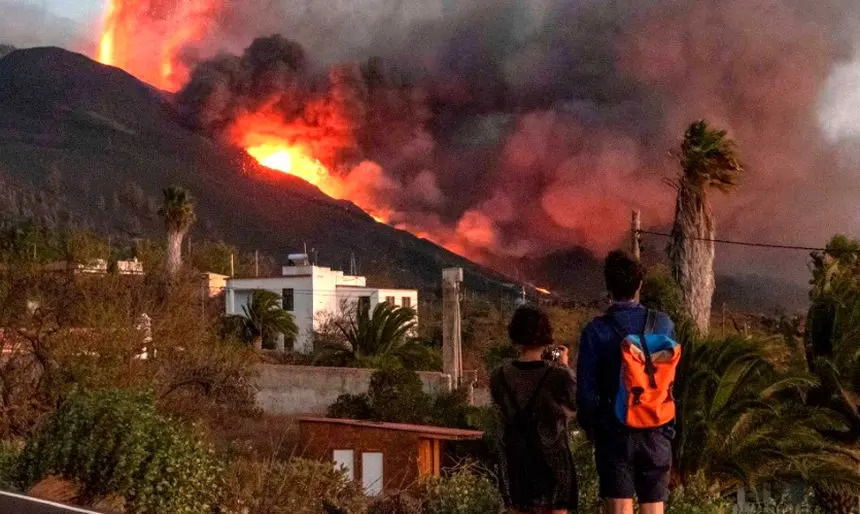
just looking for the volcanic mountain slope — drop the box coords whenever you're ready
[0,46,523,295]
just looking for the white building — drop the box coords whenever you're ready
[225,254,419,353]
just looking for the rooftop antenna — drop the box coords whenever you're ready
[349,251,358,275]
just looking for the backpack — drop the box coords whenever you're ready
[498,367,554,495]
[605,309,681,429]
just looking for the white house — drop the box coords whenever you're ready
[225,254,419,353]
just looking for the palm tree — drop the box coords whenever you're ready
[802,236,860,513]
[229,290,298,350]
[314,302,433,370]
[158,186,195,277]
[674,334,860,498]
[668,121,744,335]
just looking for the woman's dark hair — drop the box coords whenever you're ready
[604,250,646,301]
[508,306,553,347]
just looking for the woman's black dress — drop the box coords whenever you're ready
[490,360,578,512]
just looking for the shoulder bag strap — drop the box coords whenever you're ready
[499,366,552,416]
[641,309,658,389]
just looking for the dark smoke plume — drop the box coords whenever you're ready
[176,0,860,282]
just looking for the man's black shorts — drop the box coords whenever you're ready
[594,424,673,502]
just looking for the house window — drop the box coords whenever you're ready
[385,296,395,305]
[358,296,370,314]
[282,289,294,311]
[402,297,411,309]
[333,450,355,481]
[362,452,384,496]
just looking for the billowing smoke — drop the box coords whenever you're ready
[165,0,860,280]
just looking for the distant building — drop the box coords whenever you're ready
[225,254,418,353]
[200,272,228,297]
[297,417,483,496]
[40,258,144,276]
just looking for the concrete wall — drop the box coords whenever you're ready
[256,364,453,415]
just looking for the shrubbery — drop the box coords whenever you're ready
[223,457,367,514]
[328,367,482,429]
[416,464,503,514]
[15,389,222,513]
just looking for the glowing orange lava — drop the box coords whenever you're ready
[96,0,220,91]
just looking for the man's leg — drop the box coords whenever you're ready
[639,502,664,514]
[633,430,672,514]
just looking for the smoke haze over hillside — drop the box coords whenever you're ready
[8,0,860,283]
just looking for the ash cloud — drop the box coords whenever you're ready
[175,0,860,281]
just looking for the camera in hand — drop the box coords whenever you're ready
[542,345,563,363]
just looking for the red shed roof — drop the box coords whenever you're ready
[298,417,484,441]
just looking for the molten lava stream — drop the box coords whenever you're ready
[244,143,389,224]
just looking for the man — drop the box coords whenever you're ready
[576,251,676,514]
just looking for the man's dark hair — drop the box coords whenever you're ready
[508,306,553,347]
[604,250,646,301]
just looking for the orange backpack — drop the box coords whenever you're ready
[607,310,681,429]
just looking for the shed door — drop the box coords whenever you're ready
[362,452,384,496]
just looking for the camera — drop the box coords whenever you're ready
[542,345,564,363]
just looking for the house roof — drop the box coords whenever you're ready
[297,417,484,441]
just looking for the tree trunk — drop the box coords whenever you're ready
[669,181,715,335]
[253,335,263,351]
[166,230,185,277]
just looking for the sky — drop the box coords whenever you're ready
[31,0,99,22]
[0,0,100,50]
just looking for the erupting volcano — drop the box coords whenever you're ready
[95,0,424,241]
[85,0,860,288]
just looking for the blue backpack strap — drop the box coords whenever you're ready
[605,309,658,389]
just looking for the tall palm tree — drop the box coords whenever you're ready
[231,290,298,350]
[158,186,195,277]
[668,121,744,335]
[314,302,433,370]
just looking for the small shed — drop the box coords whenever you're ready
[297,417,483,495]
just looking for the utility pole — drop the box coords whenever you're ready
[230,254,235,277]
[631,209,641,261]
[255,250,259,277]
[442,268,463,390]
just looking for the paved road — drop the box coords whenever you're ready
[0,491,100,513]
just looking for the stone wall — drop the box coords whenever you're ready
[255,364,454,415]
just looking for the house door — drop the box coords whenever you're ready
[362,452,384,496]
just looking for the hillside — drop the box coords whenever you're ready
[0,47,520,296]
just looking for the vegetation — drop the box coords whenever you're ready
[222,457,368,514]
[416,464,502,514]
[158,185,196,277]
[669,121,745,335]
[16,389,222,513]
[314,302,437,370]
[328,367,483,430]
[225,289,298,350]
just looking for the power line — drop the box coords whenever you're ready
[637,230,855,253]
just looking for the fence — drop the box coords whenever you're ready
[255,364,456,415]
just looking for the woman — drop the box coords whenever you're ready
[490,306,578,514]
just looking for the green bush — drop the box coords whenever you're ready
[483,343,518,374]
[0,440,21,490]
[641,264,684,320]
[667,473,732,513]
[16,389,222,513]
[328,393,375,420]
[223,457,367,514]
[417,464,503,514]
[367,493,422,514]
[368,366,429,423]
